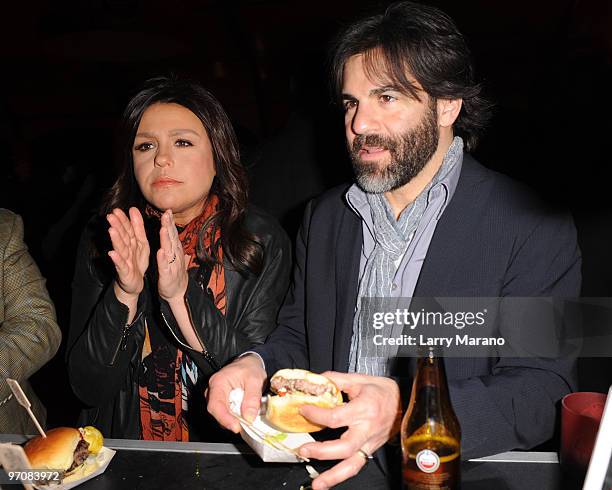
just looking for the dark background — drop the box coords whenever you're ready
[0,0,610,430]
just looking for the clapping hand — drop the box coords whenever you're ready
[107,207,196,346]
[107,207,150,299]
[157,209,190,301]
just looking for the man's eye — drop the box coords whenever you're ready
[135,142,154,151]
[380,94,396,103]
[343,100,357,111]
[175,139,193,147]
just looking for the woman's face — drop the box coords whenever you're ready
[133,102,216,225]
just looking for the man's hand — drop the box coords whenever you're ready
[207,354,268,433]
[297,372,402,490]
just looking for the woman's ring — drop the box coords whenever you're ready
[169,252,177,264]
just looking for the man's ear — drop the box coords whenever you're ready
[437,98,462,127]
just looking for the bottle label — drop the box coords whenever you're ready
[415,449,440,473]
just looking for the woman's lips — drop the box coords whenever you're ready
[152,178,181,188]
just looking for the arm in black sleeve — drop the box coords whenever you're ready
[253,201,314,377]
[160,219,292,373]
[450,211,581,459]
[67,227,146,407]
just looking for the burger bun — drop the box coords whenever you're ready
[265,369,343,433]
[24,427,82,471]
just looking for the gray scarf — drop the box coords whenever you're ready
[348,137,463,376]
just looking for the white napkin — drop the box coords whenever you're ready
[229,388,315,463]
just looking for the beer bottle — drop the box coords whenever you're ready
[401,349,461,489]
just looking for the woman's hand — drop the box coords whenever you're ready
[107,207,150,299]
[157,210,203,351]
[157,209,190,302]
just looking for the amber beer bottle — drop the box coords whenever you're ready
[401,350,461,489]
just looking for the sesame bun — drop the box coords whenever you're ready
[24,427,82,471]
[265,369,343,433]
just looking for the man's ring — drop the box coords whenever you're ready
[357,448,373,462]
[169,252,177,264]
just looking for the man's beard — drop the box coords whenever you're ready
[349,105,439,194]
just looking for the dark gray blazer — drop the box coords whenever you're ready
[255,154,581,459]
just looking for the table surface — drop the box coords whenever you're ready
[0,436,581,490]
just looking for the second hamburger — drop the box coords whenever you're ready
[23,426,103,483]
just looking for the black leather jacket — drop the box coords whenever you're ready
[67,207,291,439]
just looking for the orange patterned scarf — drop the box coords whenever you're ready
[139,195,226,441]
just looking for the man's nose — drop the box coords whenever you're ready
[350,105,379,135]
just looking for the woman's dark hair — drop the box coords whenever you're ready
[330,1,492,152]
[101,76,263,275]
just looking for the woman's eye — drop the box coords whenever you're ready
[134,142,154,151]
[175,139,193,147]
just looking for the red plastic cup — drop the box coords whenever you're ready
[561,392,607,475]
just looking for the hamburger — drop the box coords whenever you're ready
[23,426,103,483]
[265,369,343,433]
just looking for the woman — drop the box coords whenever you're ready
[67,77,291,441]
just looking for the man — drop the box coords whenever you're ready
[207,2,581,488]
[0,209,62,433]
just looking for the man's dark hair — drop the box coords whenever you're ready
[330,1,491,151]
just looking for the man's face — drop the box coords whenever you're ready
[342,54,439,193]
